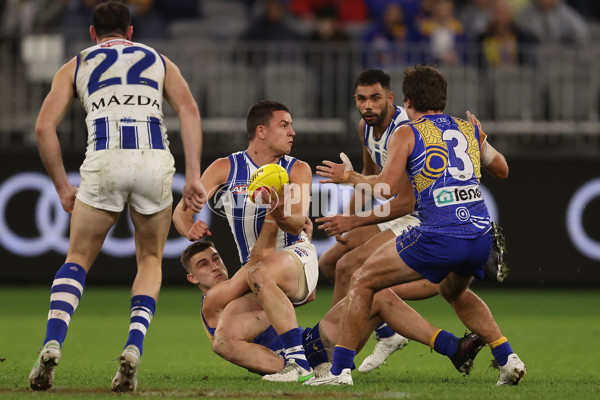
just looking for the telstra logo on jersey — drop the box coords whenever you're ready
[433,185,482,207]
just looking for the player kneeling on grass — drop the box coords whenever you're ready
[180,215,487,382]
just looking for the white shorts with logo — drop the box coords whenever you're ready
[377,214,421,236]
[281,241,319,305]
[77,149,175,215]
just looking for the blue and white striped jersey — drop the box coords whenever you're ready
[74,39,168,154]
[220,151,308,264]
[363,105,409,169]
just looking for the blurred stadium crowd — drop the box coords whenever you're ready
[1,0,599,155]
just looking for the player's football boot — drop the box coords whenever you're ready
[496,353,527,386]
[358,333,409,372]
[451,332,485,374]
[29,340,61,391]
[262,359,314,383]
[314,361,333,379]
[483,222,509,283]
[111,345,140,392]
[304,368,353,386]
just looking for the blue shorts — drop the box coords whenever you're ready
[395,227,492,284]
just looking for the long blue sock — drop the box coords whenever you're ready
[374,322,395,339]
[331,346,356,375]
[433,330,460,358]
[44,263,87,347]
[280,328,310,371]
[491,339,513,366]
[124,295,156,356]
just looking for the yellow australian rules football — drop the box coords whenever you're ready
[247,163,289,204]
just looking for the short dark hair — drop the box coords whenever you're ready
[180,240,216,274]
[93,1,131,39]
[402,65,447,113]
[246,100,290,141]
[354,69,391,91]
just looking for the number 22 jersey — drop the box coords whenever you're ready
[406,114,490,238]
[74,39,168,154]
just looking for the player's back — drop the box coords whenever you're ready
[407,114,490,238]
[363,105,408,169]
[74,39,168,154]
[219,151,309,264]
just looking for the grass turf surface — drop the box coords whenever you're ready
[0,286,599,399]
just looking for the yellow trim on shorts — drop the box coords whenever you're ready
[429,329,442,349]
[488,336,508,349]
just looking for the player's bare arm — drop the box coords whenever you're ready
[467,110,509,180]
[163,55,206,212]
[35,57,78,213]
[317,182,414,236]
[173,157,230,240]
[270,160,312,235]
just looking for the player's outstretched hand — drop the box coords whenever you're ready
[467,110,482,130]
[58,184,78,214]
[316,152,354,184]
[183,179,207,213]
[188,219,211,241]
[316,214,358,236]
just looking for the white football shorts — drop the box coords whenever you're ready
[281,241,319,305]
[77,149,175,215]
[377,214,421,236]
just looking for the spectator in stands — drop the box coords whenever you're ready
[458,0,493,40]
[290,0,369,24]
[307,5,350,43]
[361,1,422,68]
[417,0,469,65]
[477,0,537,68]
[365,0,421,24]
[126,0,167,39]
[241,0,301,41]
[516,0,589,46]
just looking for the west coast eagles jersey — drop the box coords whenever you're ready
[74,39,168,154]
[407,114,490,238]
[218,151,308,264]
[363,105,409,169]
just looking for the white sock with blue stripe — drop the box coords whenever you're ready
[124,295,155,355]
[44,263,87,347]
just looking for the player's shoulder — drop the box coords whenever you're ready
[289,158,312,177]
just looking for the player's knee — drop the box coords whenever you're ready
[318,256,335,282]
[247,264,268,291]
[336,253,359,279]
[211,332,233,359]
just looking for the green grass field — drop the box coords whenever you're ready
[1,286,599,399]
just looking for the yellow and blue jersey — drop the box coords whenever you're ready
[406,114,490,238]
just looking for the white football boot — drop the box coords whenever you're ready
[496,353,527,386]
[111,345,140,392]
[29,340,61,391]
[262,360,314,383]
[304,368,353,386]
[358,333,409,372]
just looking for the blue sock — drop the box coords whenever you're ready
[44,263,87,347]
[280,328,310,371]
[331,346,356,375]
[374,322,395,339]
[433,330,460,358]
[124,295,156,356]
[491,341,513,366]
